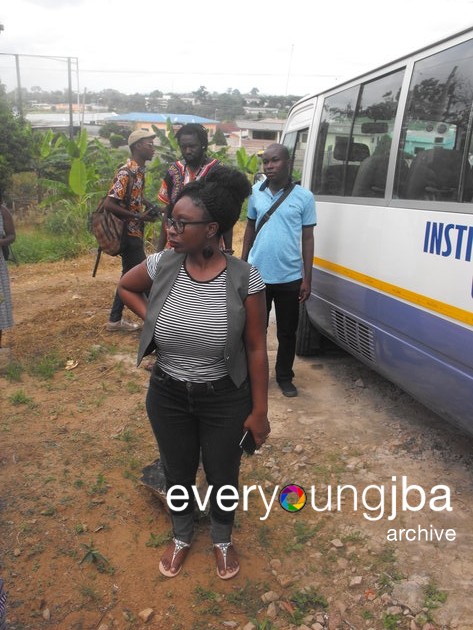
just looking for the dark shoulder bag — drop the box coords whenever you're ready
[90,168,136,256]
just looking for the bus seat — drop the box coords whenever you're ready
[405,148,464,201]
[321,163,362,195]
[462,163,473,201]
[332,139,370,162]
[322,141,370,195]
[353,153,410,198]
[352,153,389,197]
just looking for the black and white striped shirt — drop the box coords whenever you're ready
[146,252,265,382]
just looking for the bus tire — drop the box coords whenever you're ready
[296,303,321,356]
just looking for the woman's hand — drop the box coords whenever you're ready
[243,412,270,450]
[118,260,152,320]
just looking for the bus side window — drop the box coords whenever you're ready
[396,38,473,203]
[284,128,309,183]
[312,69,404,198]
[312,86,358,196]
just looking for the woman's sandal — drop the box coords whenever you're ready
[159,538,190,578]
[213,542,240,580]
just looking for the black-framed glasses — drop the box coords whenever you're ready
[166,217,211,234]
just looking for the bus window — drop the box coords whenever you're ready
[351,70,404,197]
[311,86,358,195]
[284,128,309,182]
[396,38,473,202]
[312,70,404,197]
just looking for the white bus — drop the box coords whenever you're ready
[282,27,473,436]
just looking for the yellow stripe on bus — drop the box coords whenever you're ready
[314,257,473,327]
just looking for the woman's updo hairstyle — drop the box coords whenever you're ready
[175,165,251,235]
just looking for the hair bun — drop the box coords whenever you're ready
[205,165,251,204]
[176,165,252,235]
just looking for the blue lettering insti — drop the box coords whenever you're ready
[423,221,473,262]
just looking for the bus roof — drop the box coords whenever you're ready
[290,25,473,109]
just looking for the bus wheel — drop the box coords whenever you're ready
[296,303,321,356]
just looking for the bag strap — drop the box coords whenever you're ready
[255,181,296,236]
[100,166,136,214]
[121,167,136,210]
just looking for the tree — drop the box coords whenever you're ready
[109,133,127,148]
[0,83,33,202]
[98,121,129,141]
[211,128,227,146]
[193,86,209,102]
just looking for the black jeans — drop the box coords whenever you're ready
[109,235,146,322]
[265,280,302,383]
[146,367,252,543]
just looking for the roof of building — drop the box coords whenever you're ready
[218,121,241,133]
[105,112,216,124]
[26,111,117,126]
[235,118,285,131]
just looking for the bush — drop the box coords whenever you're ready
[109,133,127,148]
[5,172,38,210]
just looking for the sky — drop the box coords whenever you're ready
[1,0,473,99]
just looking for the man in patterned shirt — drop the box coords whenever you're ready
[105,130,158,332]
[156,123,232,253]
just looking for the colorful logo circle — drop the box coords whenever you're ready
[279,484,307,512]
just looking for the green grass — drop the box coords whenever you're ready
[288,586,328,624]
[193,586,217,603]
[3,361,24,382]
[88,473,109,495]
[8,389,36,407]
[424,581,448,619]
[28,351,64,379]
[79,540,111,573]
[9,226,93,264]
[382,612,402,629]
[146,531,172,548]
[284,520,322,552]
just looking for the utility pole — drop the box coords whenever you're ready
[67,57,74,139]
[15,54,23,118]
[285,44,294,96]
[0,24,24,117]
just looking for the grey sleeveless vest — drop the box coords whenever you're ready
[137,250,251,387]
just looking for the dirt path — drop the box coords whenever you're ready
[1,247,473,630]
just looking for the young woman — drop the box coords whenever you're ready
[118,166,269,579]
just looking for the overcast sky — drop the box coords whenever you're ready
[1,0,473,98]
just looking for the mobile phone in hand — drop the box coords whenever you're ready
[239,430,256,455]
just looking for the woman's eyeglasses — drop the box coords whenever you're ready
[166,217,211,234]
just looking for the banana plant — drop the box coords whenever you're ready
[235,146,260,182]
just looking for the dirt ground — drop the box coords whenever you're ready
[2,229,473,630]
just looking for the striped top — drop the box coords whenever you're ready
[146,252,265,382]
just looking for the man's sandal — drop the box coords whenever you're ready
[159,538,190,577]
[213,542,240,580]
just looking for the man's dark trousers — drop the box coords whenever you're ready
[265,279,302,384]
[109,235,146,322]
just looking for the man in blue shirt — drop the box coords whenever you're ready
[242,143,316,397]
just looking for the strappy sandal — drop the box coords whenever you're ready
[213,542,240,580]
[159,538,190,578]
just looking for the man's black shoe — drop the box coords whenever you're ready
[278,381,298,397]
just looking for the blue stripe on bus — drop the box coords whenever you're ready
[309,268,473,434]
